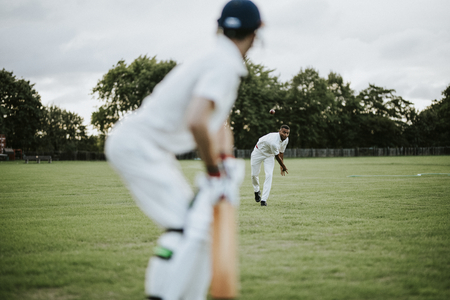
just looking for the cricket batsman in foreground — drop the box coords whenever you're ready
[105,1,263,299]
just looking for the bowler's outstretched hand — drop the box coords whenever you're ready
[280,166,288,176]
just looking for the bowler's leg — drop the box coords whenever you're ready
[250,150,264,193]
[261,157,275,202]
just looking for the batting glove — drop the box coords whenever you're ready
[221,157,245,207]
[195,172,227,207]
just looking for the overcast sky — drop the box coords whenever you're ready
[1,0,449,134]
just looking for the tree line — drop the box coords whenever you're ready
[91,56,450,149]
[1,56,449,152]
[1,69,100,152]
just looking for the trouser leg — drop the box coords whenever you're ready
[261,157,275,202]
[164,186,214,300]
[146,207,212,300]
[183,243,211,300]
[251,149,265,193]
[105,126,191,229]
[106,124,208,299]
[146,231,184,298]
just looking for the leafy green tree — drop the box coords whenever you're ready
[282,72,414,149]
[77,135,102,152]
[283,68,338,148]
[407,107,438,146]
[434,84,450,145]
[231,60,285,149]
[407,84,450,146]
[356,84,414,147]
[281,69,362,148]
[90,54,446,150]
[0,69,43,150]
[91,56,176,134]
[39,105,88,152]
[325,72,359,148]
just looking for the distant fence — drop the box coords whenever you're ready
[23,151,106,161]
[236,147,450,159]
[15,147,450,161]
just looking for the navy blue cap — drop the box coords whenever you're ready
[218,0,262,31]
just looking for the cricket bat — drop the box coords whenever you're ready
[211,198,238,299]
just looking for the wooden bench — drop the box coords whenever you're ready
[24,155,52,164]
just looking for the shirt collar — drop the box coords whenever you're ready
[217,34,248,77]
[277,132,286,143]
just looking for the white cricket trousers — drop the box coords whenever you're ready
[105,120,212,300]
[250,147,275,202]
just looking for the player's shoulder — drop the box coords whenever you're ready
[208,36,247,75]
[260,132,276,139]
[189,50,242,79]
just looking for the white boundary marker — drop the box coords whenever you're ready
[347,173,450,178]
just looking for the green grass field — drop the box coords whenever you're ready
[1,156,449,300]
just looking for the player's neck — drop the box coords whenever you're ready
[231,34,256,57]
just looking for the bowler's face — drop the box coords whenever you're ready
[279,128,290,141]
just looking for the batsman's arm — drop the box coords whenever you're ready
[188,101,240,299]
[186,96,219,174]
[216,119,234,158]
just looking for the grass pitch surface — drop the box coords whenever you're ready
[0,156,449,300]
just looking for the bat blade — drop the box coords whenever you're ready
[211,199,238,299]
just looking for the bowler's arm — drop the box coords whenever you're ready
[276,153,288,176]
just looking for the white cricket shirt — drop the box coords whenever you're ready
[255,132,289,156]
[125,34,247,154]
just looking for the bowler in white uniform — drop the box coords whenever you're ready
[251,125,290,206]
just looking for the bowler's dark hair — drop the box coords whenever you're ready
[280,125,290,130]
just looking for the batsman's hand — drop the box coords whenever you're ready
[195,173,227,206]
[195,157,245,207]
